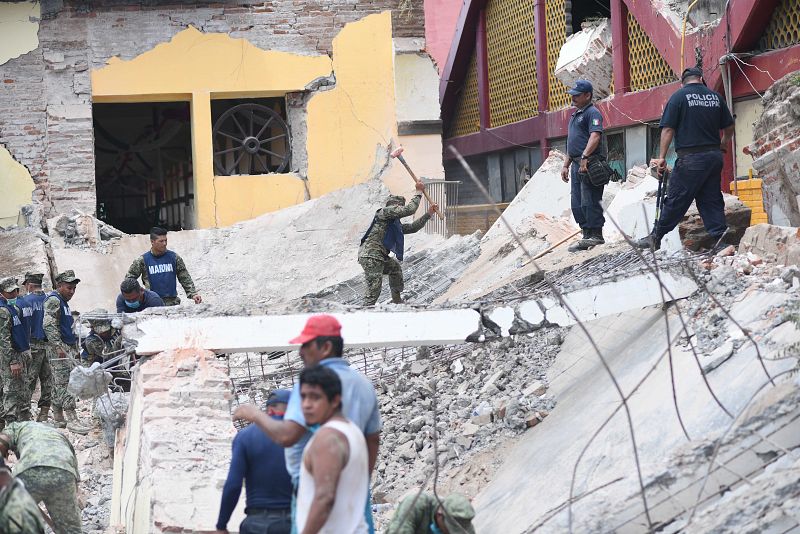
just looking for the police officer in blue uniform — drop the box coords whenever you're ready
[125,227,202,306]
[636,67,735,250]
[560,80,607,252]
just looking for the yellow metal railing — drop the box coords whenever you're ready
[759,0,800,50]
[627,11,676,92]
[450,51,481,138]
[545,0,571,110]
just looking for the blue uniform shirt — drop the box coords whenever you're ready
[142,250,178,298]
[216,416,293,530]
[284,357,382,484]
[660,82,734,150]
[115,289,165,313]
[567,103,605,158]
[18,292,47,341]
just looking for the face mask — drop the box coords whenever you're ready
[430,522,443,534]
[125,300,141,309]
[6,298,16,306]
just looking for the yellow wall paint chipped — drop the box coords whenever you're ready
[0,145,35,227]
[213,174,307,227]
[306,12,397,198]
[0,1,40,66]
[92,27,332,101]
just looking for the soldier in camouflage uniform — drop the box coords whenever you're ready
[0,277,33,426]
[0,456,45,534]
[17,273,53,423]
[43,271,87,432]
[385,493,475,534]
[82,309,121,366]
[0,422,82,534]
[125,226,202,306]
[358,181,437,306]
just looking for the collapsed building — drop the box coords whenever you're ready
[0,0,799,533]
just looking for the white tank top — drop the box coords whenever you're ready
[296,418,368,534]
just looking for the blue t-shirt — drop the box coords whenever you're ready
[660,83,734,150]
[115,289,165,313]
[284,357,382,483]
[567,103,605,158]
[216,416,293,530]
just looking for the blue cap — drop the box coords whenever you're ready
[266,389,291,406]
[681,67,703,82]
[567,80,593,95]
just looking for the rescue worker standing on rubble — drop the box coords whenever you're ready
[0,456,46,534]
[358,182,438,305]
[0,422,82,534]
[43,271,89,434]
[560,79,607,252]
[125,226,202,306]
[635,66,735,251]
[0,277,33,426]
[17,273,53,423]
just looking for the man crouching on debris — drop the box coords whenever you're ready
[561,79,607,252]
[0,422,82,534]
[386,493,476,534]
[233,314,381,533]
[358,182,438,305]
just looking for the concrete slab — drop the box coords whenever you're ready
[0,229,53,290]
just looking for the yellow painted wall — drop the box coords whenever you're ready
[213,174,307,227]
[0,1,40,66]
[306,12,398,198]
[0,144,35,227]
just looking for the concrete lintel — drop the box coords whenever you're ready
[133,309,483,355]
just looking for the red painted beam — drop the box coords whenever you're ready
[476,9,491,129]
[610,0,630,95]
[621,0,682,75]
[533,0,549,111]
[730,45,800,97]
[725,0,782,53]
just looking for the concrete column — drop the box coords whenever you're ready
[190,91,215,229]
[487,153,503,202]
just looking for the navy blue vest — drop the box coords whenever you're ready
[361,214,406,261]
[18,292,47,341]
[47,292,76,345]
[1,299,30,352]
[143,250,178,298]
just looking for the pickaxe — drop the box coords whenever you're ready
[390,146,445,221]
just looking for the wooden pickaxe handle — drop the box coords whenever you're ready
[391,148,445,221]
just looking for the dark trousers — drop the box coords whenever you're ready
[656,150,727,238]
[240,509,291,534]
[570,162,605,230]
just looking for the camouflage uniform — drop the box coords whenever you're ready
[358,194,431,306]
[21,287,53,413]
[43,295,78,412]
[2,422,81,534]
[0,288,32,425]
[385,493,475,534]
[125,252,198,306]
[82,330,120,366]
[0,476,46,534]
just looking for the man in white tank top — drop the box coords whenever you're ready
[295,366,368,534]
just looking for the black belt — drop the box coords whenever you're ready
[245,507,290,516]
[676,145,720,157]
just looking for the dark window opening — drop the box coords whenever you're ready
[606,131,626,179]
[647,126,677,167]
[570,0,611,34]
[211,98,291,176]
[93,102,193,234]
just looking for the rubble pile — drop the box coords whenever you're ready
[72,405,115,534]
[368,327,566,527]
[47,209,126,251]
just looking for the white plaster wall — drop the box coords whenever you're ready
[734,98,764,178]
[0,1,40,65]
[394,53,441,122]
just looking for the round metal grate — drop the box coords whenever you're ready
[212,103,291,175]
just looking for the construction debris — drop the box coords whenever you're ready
[555,19,613,99]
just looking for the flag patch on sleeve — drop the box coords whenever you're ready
[592,118,600,126]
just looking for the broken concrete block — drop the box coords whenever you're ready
[525,411,549,429]
[397,441,417,461]
[410,361,429,376]
[680,194,751,250]
[740,224,800,267]
[480,371,505,394]
[462,422,479,437]
[455,436,474,450]
[408,416,426,433]
[523,381,547,398]
[450,358,464,374]
[716,245,736,257]
[555,19,613,99]
[0,229,52,290]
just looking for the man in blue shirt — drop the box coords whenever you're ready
[233,314,382,534]
[116,278,165,314]
[636,67,735,251]
[560,79,607,252]
[216,390,293,534]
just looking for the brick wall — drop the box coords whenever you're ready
[0,0,424,222]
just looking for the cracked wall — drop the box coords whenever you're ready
[0,0,427,229]
[0,144,35,228]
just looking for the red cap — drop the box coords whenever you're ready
[289,314,342,344]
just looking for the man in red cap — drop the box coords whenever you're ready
[233,314,382,534]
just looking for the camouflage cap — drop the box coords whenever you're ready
[55,270,81,284]
[87,308,112,333]
[386,195,406,206]
[441,494,476,534]
[0,277,20,293]
[23,272,44,284]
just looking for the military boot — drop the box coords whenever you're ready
[36,406,50,423]
[52,407,67,428]
[65,409,91,435]
[391,290,403,304]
